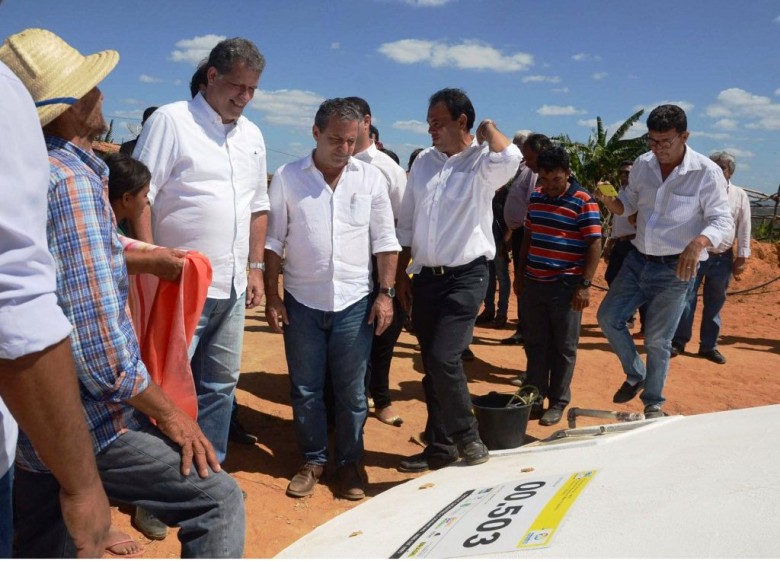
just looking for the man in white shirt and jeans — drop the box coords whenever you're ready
[133,38,269,464]
[597,105,733,419]
[264,98,400,501]
[671,151,751,364]
[395,88,521,473]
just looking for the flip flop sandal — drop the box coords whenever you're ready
[105,538,144,559]
[376,407,404,427]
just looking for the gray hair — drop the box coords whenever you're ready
[207,37,265,75]
[314,98,362,131]
[513,130,531,148]
[710,151,736,174]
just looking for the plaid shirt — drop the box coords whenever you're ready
[16,136,150,473]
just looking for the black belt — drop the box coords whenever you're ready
[614,234,636,242]
[636,250,681,264]
[419,256,487,276]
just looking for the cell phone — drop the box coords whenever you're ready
[596,183,619,197]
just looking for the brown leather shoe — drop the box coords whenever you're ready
[286,463,324,498]
[337,463,366,501]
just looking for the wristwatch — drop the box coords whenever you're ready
[379,286,396,298]
[248,262,265,271]
[580,279,592,288]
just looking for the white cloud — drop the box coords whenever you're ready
[577,118,645,139]
[714,118,739,130]
[691,130,731,140]
[591,72,608,81]
[251,89,325,128]
[120,98,143,105]
[522,75,561,84]
[331,42,340,49]
[170,34,226,65]
[572,52,601,62]
[706,87,780,130]
[552,87,569,93]
[725,147,755,159]
[537,105,586,116]
[378,39,533,72]
[634,100,695,114]
[392,120,429,135]
[139,74,162,83]
[402,0,453,5]
[774,15,780,24]
[577,118,597,128]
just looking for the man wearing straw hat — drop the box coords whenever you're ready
[0,46,110,559]
[0,28,245,557]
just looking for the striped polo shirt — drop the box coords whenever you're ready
[524,178,602,281]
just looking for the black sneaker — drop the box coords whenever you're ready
[461,347,475,361]
[644,404,664,419]
[500,331,524,345]
[612,380,644,404]
[475,310,495,325]
[670,343,685,358]
[539,406,564,426]
[698,349,726,364]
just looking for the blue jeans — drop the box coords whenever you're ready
[13,424,244,558]
[673,249,733,352]
[283,292,372,467]
[0,466,12,558]
[597,250,693,406]
[189,286,246,463]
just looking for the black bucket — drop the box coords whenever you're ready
[472,392,532,450]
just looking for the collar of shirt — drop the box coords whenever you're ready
[45,135,109,179]
[192,91,239,131]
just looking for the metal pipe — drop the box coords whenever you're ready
[567,407,645,428]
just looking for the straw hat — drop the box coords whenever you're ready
[0,28,118,126]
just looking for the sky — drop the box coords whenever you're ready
[2,0,780,194]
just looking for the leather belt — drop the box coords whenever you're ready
[419,256,487,276]
[636,251,681,264]
[614,234,636,242]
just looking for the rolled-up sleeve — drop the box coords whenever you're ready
[699,169,733,249]
[264,171,287,256]
[476,143,522,191]
[370,176,402,255]
[0,70,72,359]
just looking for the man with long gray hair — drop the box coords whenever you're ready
[264,98,400,501]
[133,37,269,469]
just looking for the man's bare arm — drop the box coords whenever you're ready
[0,338,110,558]
[368,251,398,336]
[246,211,268,308]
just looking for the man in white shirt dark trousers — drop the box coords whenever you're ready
[671,151,751,365]
[396,88,521,472]
[346,96,408,427]
[133,38,269,464]
[597,105,733,419]
[264,99,400,501]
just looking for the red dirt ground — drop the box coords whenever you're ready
[111,241,780,558]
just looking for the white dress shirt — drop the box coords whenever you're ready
[266,154,400,312]
[353,141,407,219]
[0,399,16,479]
[134,93,269,299]
[620,147,733,260]
[503,161,537,230]
[397,140,522,273]
[0,62,72,360]
[711,182,751,257]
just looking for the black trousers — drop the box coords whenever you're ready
[412,259,487,460]
[364,295,406,409]
[511,227,525,325]
[520,277,582,408]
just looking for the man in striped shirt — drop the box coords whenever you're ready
[517,147,602,426]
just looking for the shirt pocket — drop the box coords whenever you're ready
[443,171,472,201]
[666,192,698,223]
[349,194,371,227]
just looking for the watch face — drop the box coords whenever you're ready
[382,287,396,298]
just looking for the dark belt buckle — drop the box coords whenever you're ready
[431,266,446,276]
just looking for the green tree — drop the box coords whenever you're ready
[555,109,647,191]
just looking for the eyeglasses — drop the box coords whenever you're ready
[646,134,681,149]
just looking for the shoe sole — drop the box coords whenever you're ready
[286,487,316,498]
[464,454,490,466]
[339,490,366,501]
